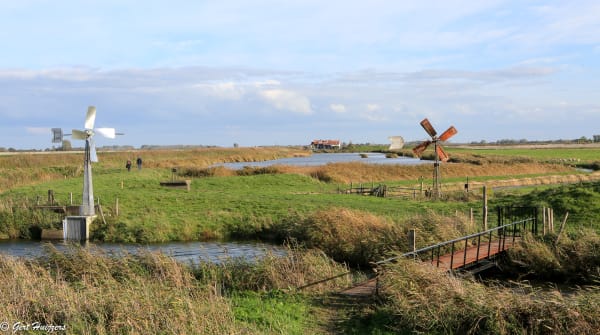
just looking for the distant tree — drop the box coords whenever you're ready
[233,143,239,148]
[577,136,590,144]
[62,140,72,151]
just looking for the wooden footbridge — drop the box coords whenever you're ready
[338,207,539,297]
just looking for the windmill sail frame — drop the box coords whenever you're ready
[412,118,457,198]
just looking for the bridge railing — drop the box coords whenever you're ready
[377,217,537,270]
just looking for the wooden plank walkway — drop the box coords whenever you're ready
[340,238,520,297]
[430,238,518,270]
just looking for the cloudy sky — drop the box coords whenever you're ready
[1,1,600,149]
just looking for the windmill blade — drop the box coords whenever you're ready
[95,127,116,139]
[420,118,437,138]
[412,140,431,157]
[439,126,458,141]
[436,145,450,162]
[89,138,98,162]
[84,106,97,130]
[72,129,88,140]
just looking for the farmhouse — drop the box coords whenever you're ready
[310,139,341,150]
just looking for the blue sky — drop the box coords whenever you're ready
[1,1,600,149]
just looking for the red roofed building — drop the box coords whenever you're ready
[310,139,341,150]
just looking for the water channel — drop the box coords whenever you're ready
[0,240,287,264]
[217,152,427,169]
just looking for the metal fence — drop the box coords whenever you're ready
[377,216,538,271]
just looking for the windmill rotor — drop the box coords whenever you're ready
[412,118,457,198]
[69,106,119,163]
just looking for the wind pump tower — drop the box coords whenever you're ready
[412,118,457,198]
[52,106,120,214]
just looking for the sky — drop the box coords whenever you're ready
[1,1,600,149]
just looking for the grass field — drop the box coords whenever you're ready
[448,145,600,163]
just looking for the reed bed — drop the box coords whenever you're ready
[505,229,600,283]
[378,258,600,334]
[0,246,235,335]
[281,161,574,184]
[194,247,357,293]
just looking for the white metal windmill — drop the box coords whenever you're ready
[54,106,119,216]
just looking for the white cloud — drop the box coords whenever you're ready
[329,103,346,113]
[362,103,387,121]
[367,104,380,112]
[259,89,313,114]
[196,82,246,100]
[253,79,281,87]
[26,127,51,135]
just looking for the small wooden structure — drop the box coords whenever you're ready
[160,180,191,191]
[160,168,191,191]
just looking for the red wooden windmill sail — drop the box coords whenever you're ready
[412,118,457,198]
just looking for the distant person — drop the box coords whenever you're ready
[126,159,132,172]
[136,157,142,170]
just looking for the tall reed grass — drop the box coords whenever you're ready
[378,257,600,334]
[505,229,600,283]
[0,245,235,334]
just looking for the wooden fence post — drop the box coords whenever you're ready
[115,197,119,216]
[542,206,547,235]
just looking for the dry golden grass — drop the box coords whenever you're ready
[0,246,235,334]
[380,257,600,334]
[275,161,575,184]
[196,247,357,293]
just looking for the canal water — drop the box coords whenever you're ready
[217,152,427,169]
[0,240,286,264]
